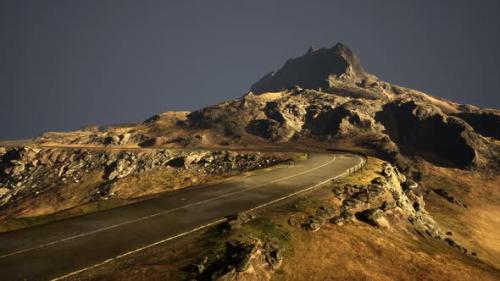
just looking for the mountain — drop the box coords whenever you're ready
[30,43,499,172]
[1,42,499,280]
[186,44,499,170]
[250,43,369,94]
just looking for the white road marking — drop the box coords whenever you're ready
[51,155,364,281]
[51,218,228,281]
[0,155,340,260]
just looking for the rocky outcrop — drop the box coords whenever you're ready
[250,43,369,94]
[375,99,493,168]
[454,110,500,139]
[432,188,467,208]
[188,86,498,169]
[322,163,474,254]
[188,238,282,281]
[0,147,289,216]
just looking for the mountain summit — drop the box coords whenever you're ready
[251,43,370,94]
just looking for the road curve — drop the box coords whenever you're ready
[0,153,365,280]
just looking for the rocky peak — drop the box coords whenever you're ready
[250,42,369,94]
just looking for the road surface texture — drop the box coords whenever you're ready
[0,152,365,280]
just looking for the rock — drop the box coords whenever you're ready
[454,110,500,139]
[250,43,368,94]
[222,213,255,231]
[187,256,208,275]
[226,240,260,272]
[0,147,6,156]
[0,193,12,207]
[120,133,131,144]
[313,206,336,221]
[432,188,467,208]
[355,208,390,228]
[166,156,186,168]
[0,187,12,207]
[287,216,300,227]
[332,186,344,196]
[190,237,281,281]
[330,210,354,226]
[104,158,136,180]
[381,200,397,211]
[381,163,393,177]
[235,254,252,272]
[375,99,492,168]
[10,162,25,176]
[303,216,322,232]
[264,241,283,269]
[402,180,418,191]
[444,237,468,254]
[0,187,10,197]
[371,177,386,185]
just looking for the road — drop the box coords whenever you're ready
[0,153,365,280]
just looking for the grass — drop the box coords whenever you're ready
[0,198,132,233]
[418,161,500,269]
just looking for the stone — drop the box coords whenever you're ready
[303,216,322,232]
[381,200,397,211]
[432,188,467,208]
[11,162,25,176]
[314,206,336,221]
[287,216,300,227]
[222,213,255,231]
[332,186,344,196]
[330,210,354,226]
[235,253,253,272]
[264,242,283,269]
[402,180,418,191]
[444,237,468,254]
[0,187,10,197]
[355,208,390,228]
[166,156,186,168]
[188,256,208,274]
[382,164,393,177]
[371,177,386,185]
[0,193,12,207]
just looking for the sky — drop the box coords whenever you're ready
[1,0,499,140]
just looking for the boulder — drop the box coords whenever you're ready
[402,180,418,191]
[303,216,322,232]
[355,208,390,228]
[222,213,255,231]
[330,210,354,226]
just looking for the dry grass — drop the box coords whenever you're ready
[270,157,500,281]
[418,162,500,269]
[273,223,499,281]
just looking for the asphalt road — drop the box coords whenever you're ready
[0,153,364,280]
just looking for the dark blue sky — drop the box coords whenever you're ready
[1,0,499,140]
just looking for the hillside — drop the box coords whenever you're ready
[0,43,499,281]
